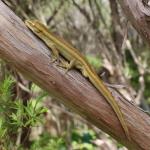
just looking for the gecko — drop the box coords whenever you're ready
[25,20,130,140]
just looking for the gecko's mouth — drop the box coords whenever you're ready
[25,20,35,27]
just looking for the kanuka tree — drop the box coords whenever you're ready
[0,0,149,149]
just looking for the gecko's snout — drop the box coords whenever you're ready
[25,20,43,34]
[25,20,35,27]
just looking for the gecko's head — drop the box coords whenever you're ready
[25,20,48,35]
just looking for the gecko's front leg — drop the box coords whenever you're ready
[48,43,59,63]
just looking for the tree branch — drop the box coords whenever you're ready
[117,0,150,44]
[0,1,149,149]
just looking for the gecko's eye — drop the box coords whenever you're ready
[35,28,41,33]
[33,27,41,33]
[36,30,41,33]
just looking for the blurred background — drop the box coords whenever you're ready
[0,0,150,149]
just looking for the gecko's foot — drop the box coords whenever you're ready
[50,57,58,63]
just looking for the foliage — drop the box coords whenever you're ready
[86,54,102,70]
[30,133,66,150]
[30,128,97,150]
[0,76,47,149]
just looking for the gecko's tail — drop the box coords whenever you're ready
[86,67,130,141]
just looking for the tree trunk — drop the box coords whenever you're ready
[0,1,149,149]
[118,0,150,45]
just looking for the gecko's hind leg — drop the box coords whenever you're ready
[80,67,88,77]
[58,58,75,74]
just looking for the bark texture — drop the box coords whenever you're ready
[118,0,150,44]
[0,1,149,149]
